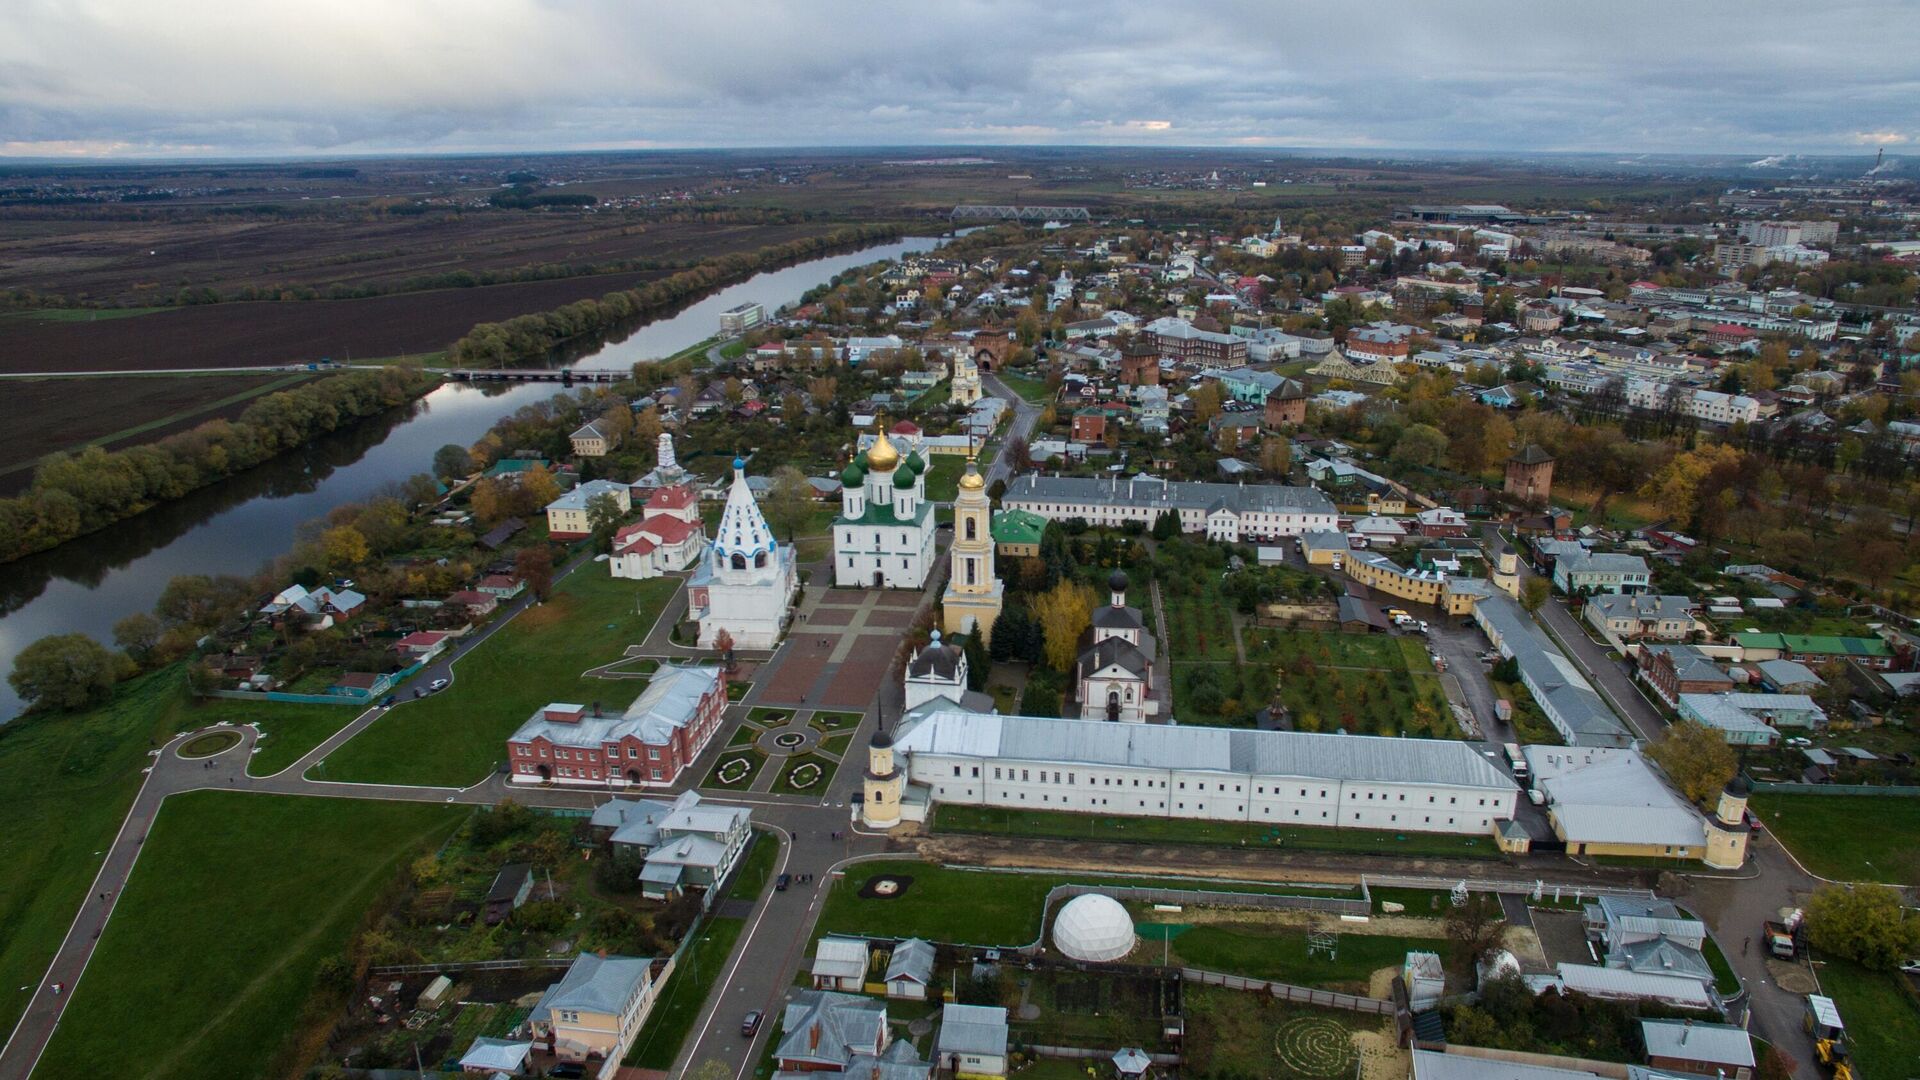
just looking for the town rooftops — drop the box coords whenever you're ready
[1640,1019,1754,1067]
[936,1003,1009,1057]
[545,478,630,513]
[1524,747,1711,848]
[896,710,1517,791]
[990,508,1048,546]
[1558,549,1651,577]
[531,953,653,1023]
[1588,594,1693,622]
[1477,595,1633,746]
[1733,632,1892,658]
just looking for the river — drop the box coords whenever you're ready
[0,234,946,720]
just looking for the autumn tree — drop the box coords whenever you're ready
[585,492,626,550]
[1647,721,1737,808]
[1444,892,1507,980]
[1390,423,1448,468]
[468,477,511,527]
[1031,579,1097,672]
[519,464,561,509]
[1520,576,1551,613]
[9,633,133,712]
[1638,445,1742,531]
[320,525,370,571]
[1806,884,1920,970]
[1190,382,1224,427]
[766,466,817,540]
[433,443,473,480]
[515,546,555,601]
[112,613,162,665]
[633,405,664,447]
[1259,438,1292,475]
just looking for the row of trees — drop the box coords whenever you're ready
[447,225,900,368]
[0,367,434,563]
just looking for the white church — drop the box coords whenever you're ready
[832,427,937,589]
[687,457,798,650]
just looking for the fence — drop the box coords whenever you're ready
[1181,968,1394,1016]
[370,957,575,977]
[203,688,365,706]
[1032,1045,1181,1065]
[1750,781,1920,796]
[1045,881,1369,922]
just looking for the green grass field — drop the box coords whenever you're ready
[1817,957,1920,1080]
[34,792,464,1080]
[769,751,838,796]
[728,831,781,901]
[818,861,1364,948]
[1166,922,1441,989]
[313,573,679,786]
[220,699,365,776]
[932,805,1500,859]
[1752,793,1920,883]
[0,669,357,1040]
[623,916,746,1069]
[997,372,1053,404]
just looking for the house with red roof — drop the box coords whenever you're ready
[611,483,708,580]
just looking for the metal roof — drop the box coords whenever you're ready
[936,1003,1008,1057]
[896,710,1515,790]
[1640,1019,1754,1066]
[1003,473,1335,518]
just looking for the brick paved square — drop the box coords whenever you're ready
[821,637,895,708]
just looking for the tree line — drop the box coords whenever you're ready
[445,224,902,368]
[0,367,435,564]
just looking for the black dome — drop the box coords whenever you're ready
[870,727,894,749]
[1108,570,1129,593]
[1724,774,1751,798]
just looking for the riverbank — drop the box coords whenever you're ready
[0,367,440,564]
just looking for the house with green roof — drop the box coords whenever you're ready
[1733,631,1896,670]
[991,508,1047,557]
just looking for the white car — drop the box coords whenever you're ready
[429,678,450,692]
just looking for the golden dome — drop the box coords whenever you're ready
[866,429,900,471]
[958,459,985,491]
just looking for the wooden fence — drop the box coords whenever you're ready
[1181,967,1394,1015]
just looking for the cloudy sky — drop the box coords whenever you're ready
[3,0,1915,159]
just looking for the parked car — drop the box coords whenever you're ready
[549,1065,585,1079]
[429,678,449,692]
[742,1010,763,1036]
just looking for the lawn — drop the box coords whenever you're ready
[769,751,838,796]
[1816,957,1920,1080]
[932,805,1501,860]
[704,746,766,790]
[229,699,366,776]
[1752,792,1920,883]
[1166,922,1442,990]
[1254,629,1434,673]
[313,573,680,786]
[0,668,334,1041]
[34,792,464,1080]
[727,830,781,901]
[1183,986,1382,1080]
[1158,578,1238,662]
[818,861,1374,949]
[1270,667,1456,738]
[623,916,746,1069]
[998,372,1054,404]
[810,710,863,731]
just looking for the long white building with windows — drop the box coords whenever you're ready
[879,709,1517,836]
[1001,474,1336,542]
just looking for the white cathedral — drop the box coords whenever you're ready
[687,457,798,650]
[832,427,938,589]
[950,348,983,407]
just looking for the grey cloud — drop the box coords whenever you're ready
[1,0,1915,156]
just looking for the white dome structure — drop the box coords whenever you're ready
[1052,893,1136,962]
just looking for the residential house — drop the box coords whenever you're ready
[444,590,500,618]
[545,479,632,541]
[1732,632,1896,670]
[1680,692,1825,740]
[260,584,366,629]
[1641,1019,1754,1079]
[1585,594,1698,641]
[1754,659,1824,693]
[393,630,453,661]
[1552,550,1651,595]
[592,790,752,901]
[936,1003,1009,1078]
[1584,895,1715,989]
[529,953,662,1067]
[570,417,619,458]
[773,991,889,1073]
[884,939,935,1001]
[1638,644,1735,708]
[811,936,871,992]
[1413,507,1471,538]
[991,509,1046,558]
[476,573,526,600]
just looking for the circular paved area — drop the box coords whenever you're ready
[755,717,821,755]
[177,729,244,759]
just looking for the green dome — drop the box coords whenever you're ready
[906,452,926,475]
[893,467,917,489]
[840,461,866,486]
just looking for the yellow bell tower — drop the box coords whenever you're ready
[941,457,1004,640]
[861,728,903,829]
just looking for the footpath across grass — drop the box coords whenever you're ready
[0,669,333,1041]
[1752,792,1920,883]
[35,792,464,1080]
[932,804,1501,860]
[623,916,746,1069]
[223,698,365,776]
[315,573,680,786]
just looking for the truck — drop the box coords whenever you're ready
[1765,907,1805,960]
[1494,699,1513,723]
[1504,743,1528,779]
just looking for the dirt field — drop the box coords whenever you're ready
[0,372,315,490]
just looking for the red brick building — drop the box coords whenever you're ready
[1504,444,1555,503]
[1071,411,1108,443]
[507,664,727,788]
[1263,378,1307,427]
[1118,339,1161,386]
